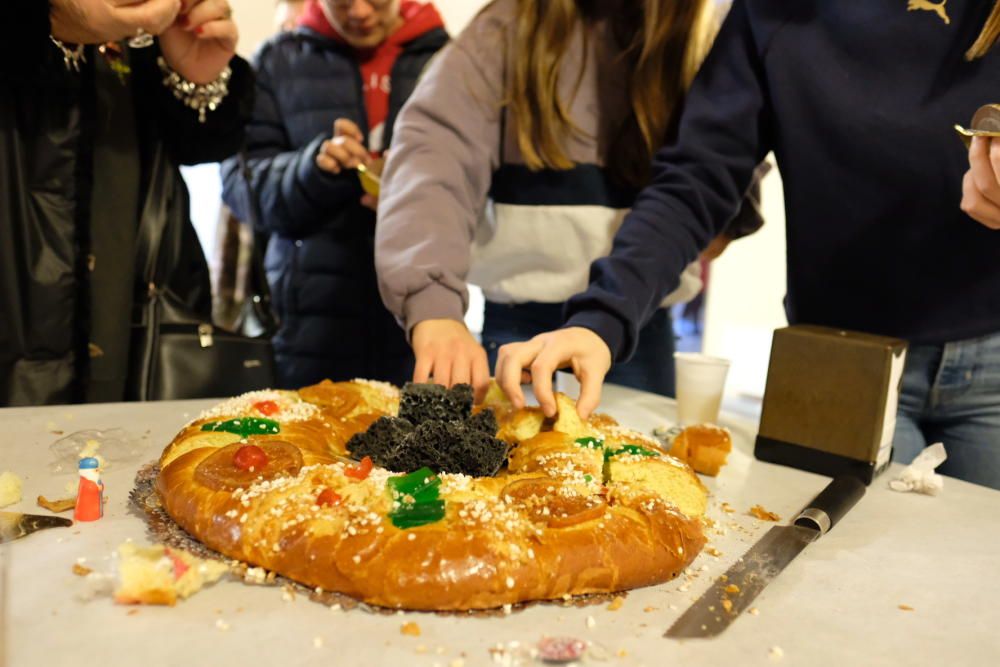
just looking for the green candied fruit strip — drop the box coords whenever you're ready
[584,474,594,483]
[387,467,441,503]
[604,443,660,460]
[200,417,280,437]
[574,437,604,450]
[389,500,446,529]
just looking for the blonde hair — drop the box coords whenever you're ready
[504,0,713,186]
[968,1,1000,60]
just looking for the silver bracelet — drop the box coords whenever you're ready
[156,57,232,124]
[50,36,86,73]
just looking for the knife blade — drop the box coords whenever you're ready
[0,511,73,543]
[665,476,865,639]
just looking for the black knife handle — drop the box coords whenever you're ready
[794,476,865,535]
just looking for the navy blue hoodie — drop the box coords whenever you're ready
[566,0,1000,360]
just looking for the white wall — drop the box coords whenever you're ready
[703,158,787,403]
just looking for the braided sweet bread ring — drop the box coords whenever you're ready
[156,380,708,610]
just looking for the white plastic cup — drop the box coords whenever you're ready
[674,352,731,426]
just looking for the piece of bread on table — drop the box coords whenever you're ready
[114,543,228,605]
[668,424,733,476]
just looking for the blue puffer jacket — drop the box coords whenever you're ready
[221,25,448,389]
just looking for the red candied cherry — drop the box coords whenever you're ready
[233,444,269,471]
[344,456,373,480]
[164,548,190,580]
[252,400,280,416]
[316,488,342,507]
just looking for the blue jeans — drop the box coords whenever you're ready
[892,330,1000,490]
[481,301,676,397]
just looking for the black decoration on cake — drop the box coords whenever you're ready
[346,383,508,476]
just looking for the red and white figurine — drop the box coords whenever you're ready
[74,457,104,522]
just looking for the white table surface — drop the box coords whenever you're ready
[1,385,997,667]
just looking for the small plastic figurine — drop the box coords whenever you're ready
[74,457,104,522]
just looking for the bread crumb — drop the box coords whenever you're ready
[215,619,230,631]
[586,615,597,629]
[643,606,658,612]
[401,621,421,637]
[38,495,76,513]
[617,648,628,657]
[126,609,139,616]
[450,659,465,667]
[748,607,760,616]
[721,502,736,514]
[769,646,784,660]
[72,563,92,577]
[313,637,323,648]
[0,471,24,508]
[706,547,722,557]
[721,599,733,613]
[898,604,914,611]
[749,505,781,522]
[415,645,428,654]
[724,584,740,594]
[607,596,625,611]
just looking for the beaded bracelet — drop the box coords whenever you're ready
[156,57,232,123]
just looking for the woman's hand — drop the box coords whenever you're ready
[411,319,491,402]
[159,0,238,84]
[50,0,181,45]
[316,118,371,175]
[961,135,1000,230]
[495,327,611,419]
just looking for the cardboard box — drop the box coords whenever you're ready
[754,325,907,484]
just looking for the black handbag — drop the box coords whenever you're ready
[126,146,277,401]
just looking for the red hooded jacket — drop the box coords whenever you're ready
[299,1,445,154]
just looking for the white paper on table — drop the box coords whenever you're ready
[889,442,947,495]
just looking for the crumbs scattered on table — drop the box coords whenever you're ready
[749,505,781,521]
[769,645,784,660]
[725,584,741,594]
[607,596,625,611]
[748,607,760,616]
[898,604,915,611]
[706,547,723,557]
[126,609,139,616]
[72,563,93,576]
[586,615,597,629]
[643,606,658,613]
[215,619,230,631]
[401,621,422,636]
[721,502,736,514]
[38,495,76,513]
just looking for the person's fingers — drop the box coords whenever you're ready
[431,353,452,388]
[495,341,542,410]
[574,364,603,420]
[529,349,561,418]
[330,136,369,169]
[450,353,472,388]
[316,145,342,174]
[192,18,238,50]
[334,118,365,143]
[360,193,378,210]
[968,136,1000,207]
[961,169,1000,229]
[471,348,491,404]
[114,0,182,35]
[326,142,356,170]
[412,349,434,384]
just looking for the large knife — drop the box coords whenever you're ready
[666,476,865,638]
[0,511,73,543]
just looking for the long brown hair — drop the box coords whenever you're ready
[968,1,1000,60]
[504,0,712,187]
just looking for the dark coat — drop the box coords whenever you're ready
[221,26,448,389]
[1,3,252,405]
